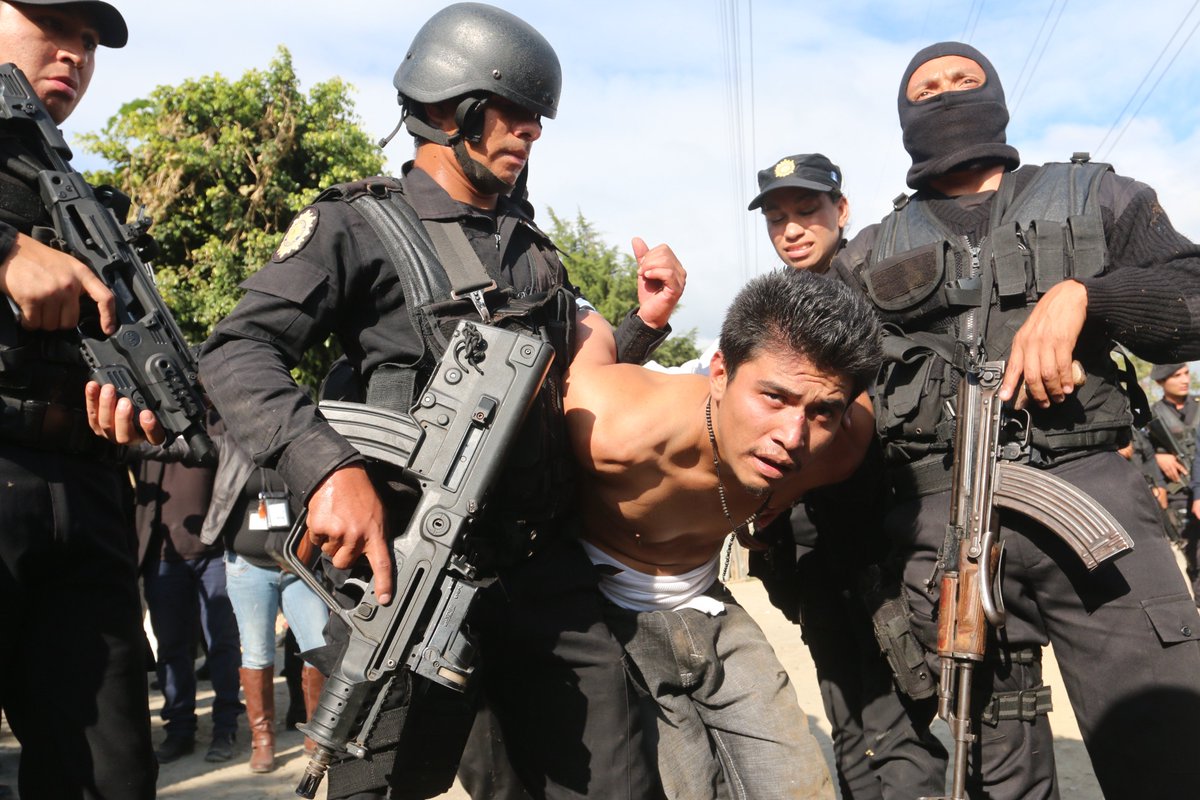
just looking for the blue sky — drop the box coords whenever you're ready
[67,1,1200,345]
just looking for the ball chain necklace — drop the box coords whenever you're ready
[706,395,772,578]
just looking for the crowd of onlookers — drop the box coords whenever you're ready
[132,411,328,774]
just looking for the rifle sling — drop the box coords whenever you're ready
[422,218,499,321]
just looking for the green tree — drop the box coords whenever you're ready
[546,208,699,366]
[81,47,384,386]
[652,332,702,367]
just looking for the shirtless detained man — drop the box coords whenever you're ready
[564,268,882,800]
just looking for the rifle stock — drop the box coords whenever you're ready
[0,63,213,460]
[280,320,553,798]
[924,359,1133,800]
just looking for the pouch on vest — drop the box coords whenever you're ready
[873,331,954,460]
[860,240,982,326]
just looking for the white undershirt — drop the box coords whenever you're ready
[581,540,726,615]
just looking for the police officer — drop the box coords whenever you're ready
[0,2,158,798]
[1122,424,1170,516]
[1149,363,1200,549]
[199,4,682,798]
[744,154,947,800]
[839,42,1200,798]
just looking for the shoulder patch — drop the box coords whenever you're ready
[272,208,319,262]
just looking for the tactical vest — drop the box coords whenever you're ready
[855,158,1136,469]
[1151,397,1200,496]
[315,176,576,543]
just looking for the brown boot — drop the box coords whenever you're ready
[301,665,327,754]
[240,666,276,773]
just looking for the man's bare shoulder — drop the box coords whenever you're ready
[565,364,708,472]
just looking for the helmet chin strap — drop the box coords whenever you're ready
[452,139,512,196]
[400,95,513,196]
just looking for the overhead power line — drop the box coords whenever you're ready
[1010,0,1069,114]
[961,0,987,43]
[1009,0,1062,109]
[715,0,758,280]
[1096,0,1200,161]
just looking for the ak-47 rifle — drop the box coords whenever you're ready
[0,64,213,460]
[925,359,1134,800]
[281,320,553,798]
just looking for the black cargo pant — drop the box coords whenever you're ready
[894,450,1200,800]
[795,571,948,800]
[457,535,656,799]
[322,538,655,800]
[0,444,156,800]
[1171,494,1200,607]
[754,515,948,800]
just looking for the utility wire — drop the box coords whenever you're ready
[716,0,755,281]
[959,0,977,40]
[1011,0,1069,113]
[720,0,745,279]
[1010,0,1060,107]
[717,1,739,279]
[961,0,986,43]
[747,0,758,275]
[1099,7,1200,160]
[1095,0,1200,159]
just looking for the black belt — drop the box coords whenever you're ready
[0,395,126,461]
[888,455,953,500]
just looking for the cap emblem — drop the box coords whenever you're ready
[774,158,796,178]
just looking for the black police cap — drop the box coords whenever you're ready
[1151,362,1188,382]
[18,0,128,48]
[748,153,842,211]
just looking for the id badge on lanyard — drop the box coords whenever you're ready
[249,490,292,530]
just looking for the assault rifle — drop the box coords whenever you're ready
[1146,415,1191,487]
[925,359,1134,800]
[1144,417,1191,540]
[0,64,213,460]
[1146,416,1188,463]
[281,320,553,798]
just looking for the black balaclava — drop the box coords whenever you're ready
[898,42,1020,191]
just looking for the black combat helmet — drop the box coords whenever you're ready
[394,2,561,121]
[387,2,560,194]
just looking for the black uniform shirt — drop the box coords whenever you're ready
[0,136,51,261]
[201,166,572,502]
[0,133,92,408]
[1151,395,1200,497]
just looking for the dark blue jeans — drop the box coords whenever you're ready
[143,551,242,738]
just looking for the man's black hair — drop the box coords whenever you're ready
[719,270,882,396]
